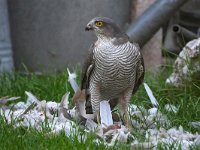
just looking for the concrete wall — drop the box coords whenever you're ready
[7,0,130,72]
[0,0,13,72]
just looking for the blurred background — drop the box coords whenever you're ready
[0,0,200,72]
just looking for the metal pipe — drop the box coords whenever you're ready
[126,0,189,47]
[172,24,198,41]
[163,23,182,55]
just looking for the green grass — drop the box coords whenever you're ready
[0,117,108,150]
[0,67,200,149]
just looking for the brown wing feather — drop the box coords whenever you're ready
[80,43,95,90]
[132,51,145,95]
[80,43,95,114]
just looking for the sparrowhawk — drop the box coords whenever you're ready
[79,17,144,127]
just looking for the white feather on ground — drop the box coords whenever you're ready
[100,100,113,128]
[67,68,79,92]
[143,83,159,107]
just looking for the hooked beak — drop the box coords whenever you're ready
[85,23,93,31]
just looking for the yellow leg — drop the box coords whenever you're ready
[96,110,100,124]
[124,110,132,128]
[119,88,133,128]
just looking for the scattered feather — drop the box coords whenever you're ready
[0,96,20,106]
[60,92,70,110]
[131,142,154,149]
[164,104,179,113]
[67,68,79,92]
[194,136,200,146]
[143,83,159,107]
[18,102,37,118]
[85,119,98,131]
[100,100,113,128]
[189,121,200,129]
[25,91,40,105]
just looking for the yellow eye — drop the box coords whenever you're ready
[95,21,103,27]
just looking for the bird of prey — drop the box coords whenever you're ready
[78,17,144,127]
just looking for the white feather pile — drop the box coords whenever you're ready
[166,38,200,87]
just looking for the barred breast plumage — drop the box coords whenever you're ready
[90,39,141,100]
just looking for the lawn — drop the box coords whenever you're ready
[0,66,200,150]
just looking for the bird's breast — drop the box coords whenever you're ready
[92,42,140,90]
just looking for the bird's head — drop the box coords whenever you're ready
[85,17,122,39]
